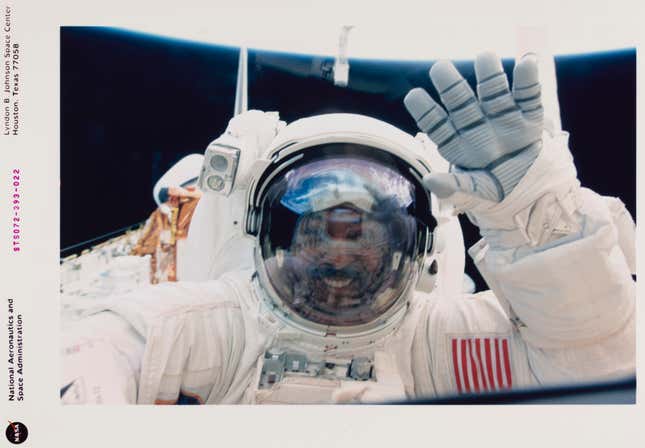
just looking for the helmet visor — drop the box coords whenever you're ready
[257,147,428,327]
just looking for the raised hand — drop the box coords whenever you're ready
[404,52,543,203]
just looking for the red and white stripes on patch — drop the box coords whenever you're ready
[451,337,512,394]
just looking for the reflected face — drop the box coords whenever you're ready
[287,205,393,321]
[258,151,427,327]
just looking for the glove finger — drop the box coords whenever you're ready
[424,171,501,202]
[422,65,493,168]
[405,89,482,168]
[512,54,543,123]
[475,52,521,120]
[429,61,485,131]
[427,61,485,134]
[404,88,458,148]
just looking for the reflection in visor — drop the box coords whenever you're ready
[326,207,362,239]
[259,154,424,327]
[280,158,414,214]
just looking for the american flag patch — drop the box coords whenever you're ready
[451,337,512,394]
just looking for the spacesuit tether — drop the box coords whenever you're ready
[61,53,635,404]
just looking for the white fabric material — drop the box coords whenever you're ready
[605,196,636,275]
[413,187,636,392]
[61,187,635,403]
[412,290,535,396]
[61,312,144,404]
[446,130,580,250]
[182,190,254,281]
[414,132,466,298]
[331,352,407,403]
[263,113,430,162]
[224,110,286,190]
[183,110,284,282]
[249,288,428,404]
[400,48,635,392]
[61,103,635,403]
[470,188,635,349]
[417,217,466,299]
[61,273,282,404]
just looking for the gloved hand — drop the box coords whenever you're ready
[405,52,543,203]
[404,53,581,249]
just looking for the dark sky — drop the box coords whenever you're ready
[60,27,636,290]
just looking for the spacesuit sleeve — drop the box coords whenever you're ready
[604,196,636,275]
[469,186,635,350]
[61,279,248,404]
[61,311,144,404]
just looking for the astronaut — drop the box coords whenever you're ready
[61,52,635,404]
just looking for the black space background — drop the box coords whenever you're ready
[61,27,636,292]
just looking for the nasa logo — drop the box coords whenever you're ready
[5,421,28,444]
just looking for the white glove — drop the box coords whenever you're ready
[404,52,543,203]
[404,53,581,249]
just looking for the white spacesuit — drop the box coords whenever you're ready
[61,53,635,405]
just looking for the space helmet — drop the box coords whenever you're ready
[244,114,437,339]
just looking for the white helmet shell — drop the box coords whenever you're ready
[245,113,444,349]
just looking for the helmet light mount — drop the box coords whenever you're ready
[197,134,242,197]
